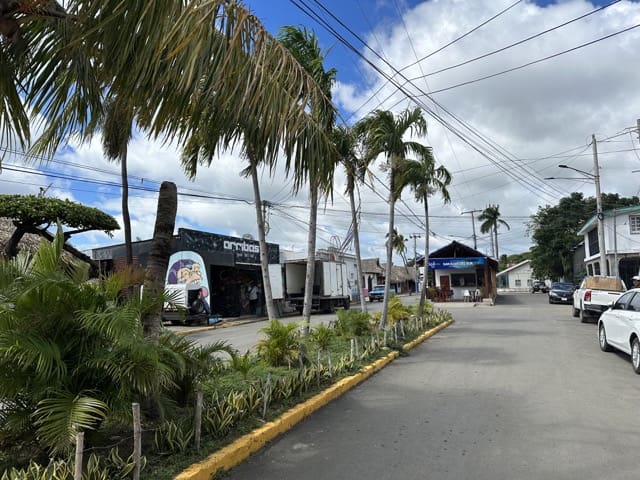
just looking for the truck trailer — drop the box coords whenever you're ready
[284,260,351,313]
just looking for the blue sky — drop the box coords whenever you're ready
[4,0,640,263]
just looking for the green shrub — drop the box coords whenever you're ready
[334,310,371,337]
[256,319,300,367]
[309,323,333,351]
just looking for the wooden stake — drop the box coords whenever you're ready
[262,372,272,420]
[132,403,142,480]
[350,338,355,362]
[194,391,203,450]
[74,431,84,480]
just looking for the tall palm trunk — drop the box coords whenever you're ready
[380,163,395,330]
[494,225,499,260]
[250,161,278,320]
[302,180,319,336]
[348,182,367,313]
[142,182,177,342]
[418,193,430,317]
[120,147,132,265]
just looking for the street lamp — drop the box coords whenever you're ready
[548,137,607,276]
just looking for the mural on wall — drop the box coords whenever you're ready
[166,250,210,302]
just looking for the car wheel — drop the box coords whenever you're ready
[632,338,640,374]
[599,324,612,352]
[190,299,204,315]
[580,306,589,323]
[572,307,579,318]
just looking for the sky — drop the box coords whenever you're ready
[3,0,640,265]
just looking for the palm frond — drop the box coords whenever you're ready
[33,391,108,454]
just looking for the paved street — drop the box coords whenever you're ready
[207,292,640,480]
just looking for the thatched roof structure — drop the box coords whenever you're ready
[362,258,384,275]
[0,217,45,256]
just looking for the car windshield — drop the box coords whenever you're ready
[552,283,573,290]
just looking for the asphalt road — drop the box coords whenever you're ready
[212,292,640,480]
[178,294,423,353]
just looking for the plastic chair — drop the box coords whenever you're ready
[463,290,471,302]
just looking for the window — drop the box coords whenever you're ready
[515,279,522,287]
[588,229,599,255]
[630,215,640,234]
[527,279,533,286]
[614,291,635,310]
[628,293,640,312]
[587,264,594,276]
[451,273,477,287]
[594,261,601,275]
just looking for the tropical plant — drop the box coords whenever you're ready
[279,26,338,337]
[256,319,301,367]
[228,350,256,382]
[397,152,451,317]
[478,205,510,259]
[354,107,430,328]
[0,225,226,455]
[309,323,334,352]
[334,310,372,338]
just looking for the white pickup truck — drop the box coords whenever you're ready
[573,276,627,322]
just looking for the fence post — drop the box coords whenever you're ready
[262,372,272,420]
[327,352,332,378]
[350,339,355,362]
[194,390,203,450]
[132,403,142,480]
[74,431,84,480]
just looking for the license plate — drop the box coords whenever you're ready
[561,297,567,301]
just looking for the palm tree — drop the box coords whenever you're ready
[335,125,368,313]
[386,228,409,271]
[397,153,452,316]
[355,107,430,329]
[98,97,134,265]
[279,26,337,336]
[479,204,510,259]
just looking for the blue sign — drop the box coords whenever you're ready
[428,257,485,270]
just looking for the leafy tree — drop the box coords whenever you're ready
[0,195,119,267]
[355,107,430,329]
[397,152,451,317]
[528,192,640,281]
[479,204,509,259]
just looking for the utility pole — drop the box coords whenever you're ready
[461,210,482,250]
[613,208,618,277]
[592,134,607,276]
[409,233,421,293]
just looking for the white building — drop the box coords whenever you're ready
[577,205,640,285]
[496,259,535,291]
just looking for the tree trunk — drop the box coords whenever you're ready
[348,182,367,313]
[302,180,319,336]
[494,225,499,260]
[250,163,278,320]
[121,147,133,265]
[2,224,25,258]
[142,182,177,342]
[380,166,395,330]
[418,193,430,317]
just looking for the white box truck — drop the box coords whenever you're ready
[284,260,351,313]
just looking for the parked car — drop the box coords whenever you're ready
[598,288,640,373]
[548,282,575,304]
[573,275,626,322]
[530,281,548,293]
[368,285,385,302]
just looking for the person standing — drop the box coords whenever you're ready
[248,281,259,316]
[632,275,640,289]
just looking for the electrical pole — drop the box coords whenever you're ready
[461,210,481,250]
[592,134,607,276]
[409,233,421,293]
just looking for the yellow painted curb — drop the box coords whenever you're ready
[174,319,453,480]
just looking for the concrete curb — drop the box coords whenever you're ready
[175,319,453,480]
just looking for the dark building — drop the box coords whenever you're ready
[92,228,279,317]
